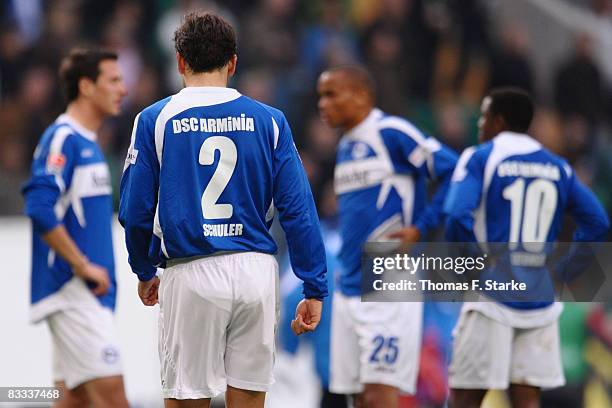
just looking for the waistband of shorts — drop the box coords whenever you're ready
[165,251,275,268]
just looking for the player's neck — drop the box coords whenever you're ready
[183,70,229,88]
[343,108,372,132]
[65,100,104,133]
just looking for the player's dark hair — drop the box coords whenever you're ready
[327,65,376,100]
[487,87,534,133]
[59,48,118,103]
[174,12,237,73]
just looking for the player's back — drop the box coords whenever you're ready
[474,131,573,245]
[450,131,610,311]
[121,87,305,266]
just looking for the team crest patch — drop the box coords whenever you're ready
[102,346,120,364]
[46,153,66,172]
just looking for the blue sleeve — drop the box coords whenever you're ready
[566,173,609,242]
[272,115,328,299]
[444,148,482,242]
[414,144,458,235]
[381,127,458,235]
[118,113,159,281]
[22,127,77,234]
[556,172,609,282]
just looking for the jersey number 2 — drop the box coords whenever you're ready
[502,178,557,252]
[199,136,237,219]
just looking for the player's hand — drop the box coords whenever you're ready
[387,226,421,252]
[138,276,160,306]
[291,298,322,335]
[72,261,110,296]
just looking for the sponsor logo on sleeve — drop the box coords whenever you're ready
[126,149,138,165]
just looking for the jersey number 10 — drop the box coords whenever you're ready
[199,136,237,219]
[502,178,558,252]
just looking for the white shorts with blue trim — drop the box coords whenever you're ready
[329,292,422,395]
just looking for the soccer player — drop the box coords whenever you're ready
[119,13,327,408]
[445,88,609,408]
[317,66,458,408]
[22,49,129,407]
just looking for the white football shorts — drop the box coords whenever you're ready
[449,310,565,390]
[158,252,279,399]
[47,303,123,390]
[330,292,422,395]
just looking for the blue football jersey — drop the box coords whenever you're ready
[119,87,327,299]
[334,108,458,296]
[445,131,609,312]
[22,114,116,322]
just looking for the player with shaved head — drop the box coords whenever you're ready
[318,66,458,407]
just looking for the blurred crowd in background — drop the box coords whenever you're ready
[1,0,611,219]
[1,0,611,407]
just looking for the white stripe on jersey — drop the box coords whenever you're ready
[123,112,141,172]
[378,116,441,176]
[48,126,72,192]
[452,146,477,183]
[272,116,279,149]
[69,162,112,228]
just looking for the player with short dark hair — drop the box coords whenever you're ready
[483,87,534,134]
[173,12,237,73]
[318,66,458,408]
[119,12,327,408]
[445,88,609,407]
[22,48,129,407]
[59,49,121,103]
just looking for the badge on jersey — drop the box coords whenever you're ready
[46,153,66,173]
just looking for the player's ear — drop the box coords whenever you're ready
[494,114,508,133]
[356,88,371,109]
[78,77,95,98]
[176,52,186,75]
[227,54,238,78]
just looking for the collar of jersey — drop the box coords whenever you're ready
[342,108,383,140]
[494,130,539,145]
[179,86,241,101]
[56,114,97,142]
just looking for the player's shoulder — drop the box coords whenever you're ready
[240,96,288,124]
[456,141,494,173]
[534,144,573,178]
[473,140,495,158]
[38,119,85,150]
[533,144,568,165]
[493,132,572,177]
[32,120,86,166]
[376,111,428,143]
[138,96,174,123]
